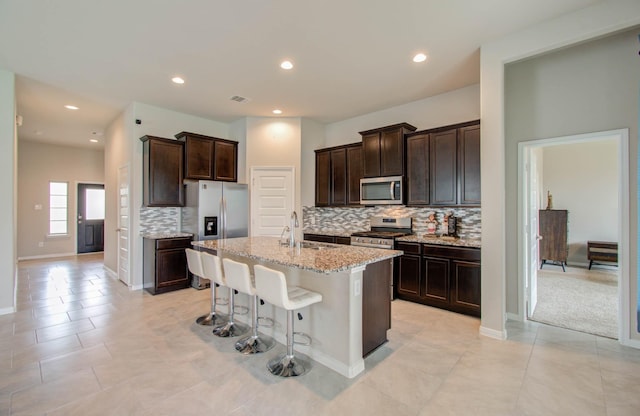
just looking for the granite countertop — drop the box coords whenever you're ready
[192,236,402,274]
[396,234,481,248]
[141,232,193,240]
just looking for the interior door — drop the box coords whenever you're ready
[77,183,105,253]
[250,167,294,237]
[526,148,541,317]
[117,165,131,285]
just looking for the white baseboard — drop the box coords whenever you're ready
[103,266,118,280]
[18,252,76,261]
[480,325,507,340]
[0,306,16,316]
[131,284,144,291]
[506,312,522,322]
[621,337,640,350]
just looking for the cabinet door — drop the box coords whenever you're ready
[145,138,184,207]
[330,148,347,206]
[406,134,430,205]
[362,133,381,178]
[346,144,363,205]
[430,129,457,206]
[380,128,404,177]
[156,248,189,290]
[397,254,421,298]
[315,151,331,206]
[538,209,568,262]
[213,140,237,182]
[451,260,481,316]
[184,136,214,180]
[458,124,481,205]
[422,256,450,305]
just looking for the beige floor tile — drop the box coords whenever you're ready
[40,343,113,382]
[35,318,95,343]
[13,312,71,334]
[9,368,101,416]
[324,380,414,416]
[12,334,82,368]
[0,361,41,394]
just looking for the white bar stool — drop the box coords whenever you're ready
[254,264,322,377]
[186,249,220,326]
[221,258,275,354]
[211,257,250,338]
[197,251,228,326]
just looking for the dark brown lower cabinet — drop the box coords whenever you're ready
[143,236,192,295]
[303,233,351,245]
[396,242,480,317]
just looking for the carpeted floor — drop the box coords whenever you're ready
[530,265,618,339]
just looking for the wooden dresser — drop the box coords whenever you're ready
[539,209,568,271]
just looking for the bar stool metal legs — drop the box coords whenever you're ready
[212,287,249,337]
[267,309,307,377]
[235,294,275,354]
[195,283,226,326]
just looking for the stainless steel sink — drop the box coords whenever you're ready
[299,241,338,250]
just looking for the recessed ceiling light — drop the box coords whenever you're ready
[90,139,99,143]
[280,61,293,70]
[272,109,282,115]
[413,53,427,63]
[64,105,79,110]
[171,76,185,84]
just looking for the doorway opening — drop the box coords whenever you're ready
[518,129,629,342]
[77,183,105,254]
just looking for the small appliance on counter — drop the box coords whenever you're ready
[181,180,249,289]
[441,213,459,239]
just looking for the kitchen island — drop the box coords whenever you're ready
[192,236,402,378]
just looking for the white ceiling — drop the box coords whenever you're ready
[0,0,601,149]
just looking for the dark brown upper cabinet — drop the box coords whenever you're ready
[406,120,480,207]
[315,143,362,207]
[406,133,430,206]
[140,136,185,207]
[346,144,363,205]
[359,123,416,178]
[175,131,238,182]
[430,128,458,206]
[457,124,481,205]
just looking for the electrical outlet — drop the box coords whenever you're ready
[38,242,44,247]
[354,279,361,296]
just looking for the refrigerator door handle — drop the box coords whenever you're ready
[221,197,228,239]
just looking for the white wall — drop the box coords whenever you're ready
[482,0,640,339]
[245,117,302,238]
[17,140,105,259]
[325,84,480,147]
[301,118,326,207]
[542,140,618,265]
[0,68,16,314]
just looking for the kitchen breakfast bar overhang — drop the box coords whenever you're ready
[192,236,402,378]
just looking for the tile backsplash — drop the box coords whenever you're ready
[139,207,180,235]
[303,206,481,239]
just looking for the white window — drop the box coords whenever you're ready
[49,181,68,235]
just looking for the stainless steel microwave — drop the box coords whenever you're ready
[360,176,403,205]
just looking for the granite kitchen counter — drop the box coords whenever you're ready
[396,234,481,248]
[192,236,402,274]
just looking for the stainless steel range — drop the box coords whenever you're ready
[350,217,412,249]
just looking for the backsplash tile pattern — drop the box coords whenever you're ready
[140,207,180,235]
[303,206,481,240]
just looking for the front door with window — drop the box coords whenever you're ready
[77,183,105,253]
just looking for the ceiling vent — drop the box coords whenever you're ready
[229,95,250,103]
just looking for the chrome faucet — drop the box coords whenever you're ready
[289,211,299,247]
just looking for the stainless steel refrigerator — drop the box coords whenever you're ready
[182,180,249,287]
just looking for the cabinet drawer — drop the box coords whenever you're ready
[156,237,192,250]
[395,242,421,255]
[422,244,480,262]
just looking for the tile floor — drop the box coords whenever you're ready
[2,253,640,415]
